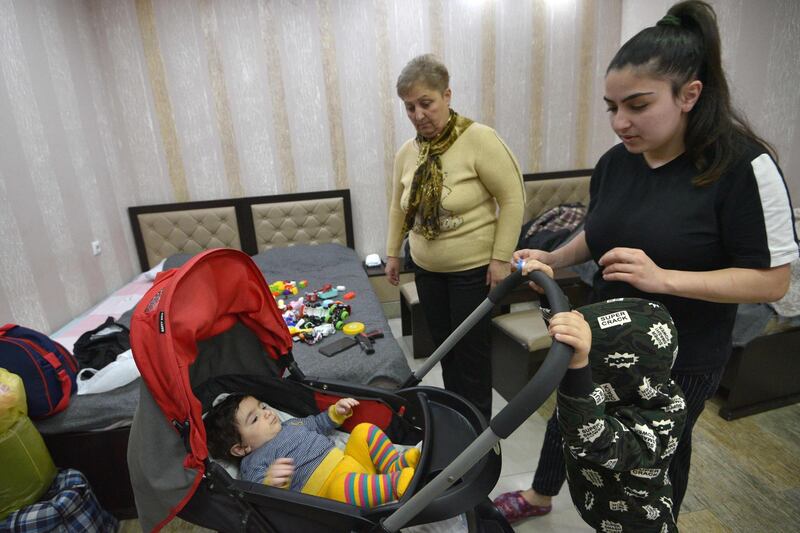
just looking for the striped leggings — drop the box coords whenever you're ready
[532,369,723,517]
[319,423,418,507]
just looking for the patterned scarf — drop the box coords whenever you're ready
[402,110,474,239]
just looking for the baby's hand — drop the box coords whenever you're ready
[265,457,294,488]
[334,397,359,416]
[548,311,591,369]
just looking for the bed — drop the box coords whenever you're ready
[36,189,412,518]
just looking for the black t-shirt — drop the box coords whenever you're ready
[585,141,798,373]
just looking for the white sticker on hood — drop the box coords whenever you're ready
[648,322,673,349]
[597,310,631,329]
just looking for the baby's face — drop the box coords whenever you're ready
[234,396,282,453]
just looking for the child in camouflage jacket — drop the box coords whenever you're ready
[539,273,686,532]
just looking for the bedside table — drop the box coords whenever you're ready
[363,260,414,319]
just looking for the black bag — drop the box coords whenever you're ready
[517,203,587,251]
[72,317,130,371]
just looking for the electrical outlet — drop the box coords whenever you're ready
[91,240,102,256]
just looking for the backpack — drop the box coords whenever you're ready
[0,324,78,418]
[0,468,118,533]
[72,317,131,371]
[517,203,587,251]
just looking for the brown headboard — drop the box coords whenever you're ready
[128,189,354,271]
[523,169,593,221]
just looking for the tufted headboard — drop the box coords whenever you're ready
[523,169,592,221]
[128,190,354,271]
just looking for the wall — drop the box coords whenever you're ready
[0,0,138,333]
[2,0,796,334]
[621,0,800,202]
[0,0,622,333]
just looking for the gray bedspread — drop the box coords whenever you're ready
[252,243,412,388]
[35,244,411,435]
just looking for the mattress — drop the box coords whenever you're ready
[251,243,412,388]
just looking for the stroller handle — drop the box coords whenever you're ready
[489,269,573,438]
[379,269,573,532]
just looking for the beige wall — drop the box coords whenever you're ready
[621,0,800,202]
[0,0,796,334]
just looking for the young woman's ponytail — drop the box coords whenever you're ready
[609,1,775,186]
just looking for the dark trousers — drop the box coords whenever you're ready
[531,368,723,517]
[414,264,492,420]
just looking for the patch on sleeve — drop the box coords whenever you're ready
[578,419,605,443]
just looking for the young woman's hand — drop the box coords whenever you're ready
[512,249,553,269]
[334,397,360,416]
[547,311,591,369]
[598,247,670,294]
[265,458,295,488]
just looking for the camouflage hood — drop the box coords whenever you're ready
[578,298,679,408]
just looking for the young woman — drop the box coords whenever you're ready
[493,0,798,524]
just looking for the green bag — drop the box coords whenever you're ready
[0,370,57,520]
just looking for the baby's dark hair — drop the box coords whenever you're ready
[204,393,247,461]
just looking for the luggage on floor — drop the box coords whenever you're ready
[0,369,57,521]
[0,468,118,532]
[0,324,78,418]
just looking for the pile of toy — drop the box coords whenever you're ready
[269,280,357,345]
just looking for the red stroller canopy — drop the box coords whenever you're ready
[130,248,293,471]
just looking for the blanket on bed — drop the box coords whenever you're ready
[36,244,412,435]
[252,243,412,388]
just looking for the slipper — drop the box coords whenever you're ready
[492,490,552,523]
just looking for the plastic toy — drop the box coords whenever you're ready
[325,303,351,330]
[314,323,336,337]
[343,291,356,300]
[318,289,338,299]
[342,322,365,336]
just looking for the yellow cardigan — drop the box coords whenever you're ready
[386,123,525,272]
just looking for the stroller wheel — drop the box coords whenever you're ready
[466,498,514,533]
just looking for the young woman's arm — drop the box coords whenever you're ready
[599,247,791,303]
[513,230,593,271]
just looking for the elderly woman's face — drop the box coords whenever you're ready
[401,83,452,139]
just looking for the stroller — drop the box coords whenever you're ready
[127,249,573,532]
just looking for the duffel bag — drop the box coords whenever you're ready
[0,324,78,418]
[0,468,118,532]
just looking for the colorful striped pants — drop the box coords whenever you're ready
[318,423,418,507]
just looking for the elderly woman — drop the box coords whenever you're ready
[385,54,525,420]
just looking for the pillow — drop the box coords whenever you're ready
[162,253,196,271]
[142,259,166,281]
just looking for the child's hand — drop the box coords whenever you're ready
[265,457,295,488]
[548,311,591,369]
[519,258,555,294]
[334,397,359,416]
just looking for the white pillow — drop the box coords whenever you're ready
[142,258,166,281]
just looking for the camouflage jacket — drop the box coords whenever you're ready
[557,298,687,533]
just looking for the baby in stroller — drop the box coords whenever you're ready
[204,394,420,508]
